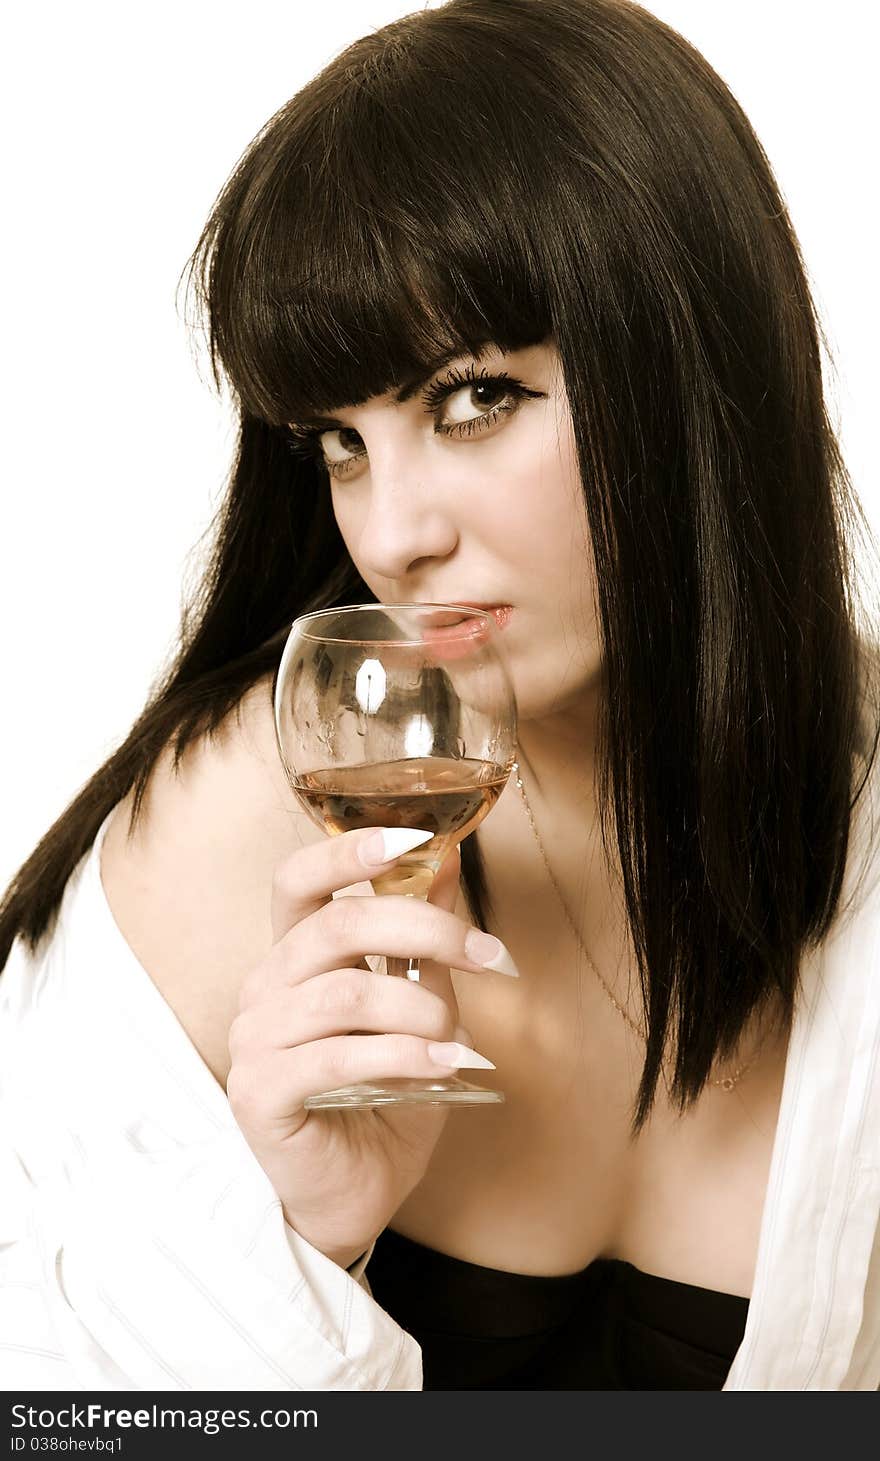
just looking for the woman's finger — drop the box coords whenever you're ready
[270,824,437,943]
[270,889,519,989]
[227,1033,497,1128]
[230,968,458,1053]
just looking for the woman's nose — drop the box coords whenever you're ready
[353,449,459,582]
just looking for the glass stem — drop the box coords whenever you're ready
[385,885,432,983]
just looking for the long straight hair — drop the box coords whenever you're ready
[3,0,879,1130]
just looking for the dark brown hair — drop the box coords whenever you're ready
[3,0,879,1129]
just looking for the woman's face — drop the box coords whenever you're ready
[290,341,602,724]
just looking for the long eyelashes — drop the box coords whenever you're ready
[417,361,512,413]
[285,365,540,480]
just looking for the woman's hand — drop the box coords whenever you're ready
[226,827,512,1269]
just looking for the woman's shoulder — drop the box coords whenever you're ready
[100,676,322,1086]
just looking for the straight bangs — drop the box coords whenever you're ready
[184,30,558,427]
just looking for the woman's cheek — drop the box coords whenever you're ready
[330,489,362,554]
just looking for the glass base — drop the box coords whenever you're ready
[303,1076,505,1109]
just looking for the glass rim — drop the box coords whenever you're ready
[288,601,499,646]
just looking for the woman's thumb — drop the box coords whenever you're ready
[427,840,462,913]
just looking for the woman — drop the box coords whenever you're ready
[2,0,879,1391]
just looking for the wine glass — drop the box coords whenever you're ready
[273,602,517,1108]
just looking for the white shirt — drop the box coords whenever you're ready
[1,784,879,1391]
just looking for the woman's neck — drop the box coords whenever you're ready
[515,702,601,819]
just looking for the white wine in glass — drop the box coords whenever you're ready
[274,602,517,1108]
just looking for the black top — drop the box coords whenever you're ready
[366,1226,749,1390]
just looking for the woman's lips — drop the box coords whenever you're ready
[444,604,513,629]
[421,604,513,655]
[485,605,513,630]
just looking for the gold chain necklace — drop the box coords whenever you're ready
[512,759,756,1092]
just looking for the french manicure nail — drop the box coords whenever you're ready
[464,928,521,977]
[359,826,434,868]
[427,1041,496,1070]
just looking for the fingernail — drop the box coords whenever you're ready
[464,929,520,977]
[359,827,434,867]
[427,1041,496,1070]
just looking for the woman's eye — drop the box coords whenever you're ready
[318,426,365,464]
[438,379,511,429]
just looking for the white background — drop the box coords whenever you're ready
[2,0,878,890]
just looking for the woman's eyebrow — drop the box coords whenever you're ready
[291,344,501,427]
